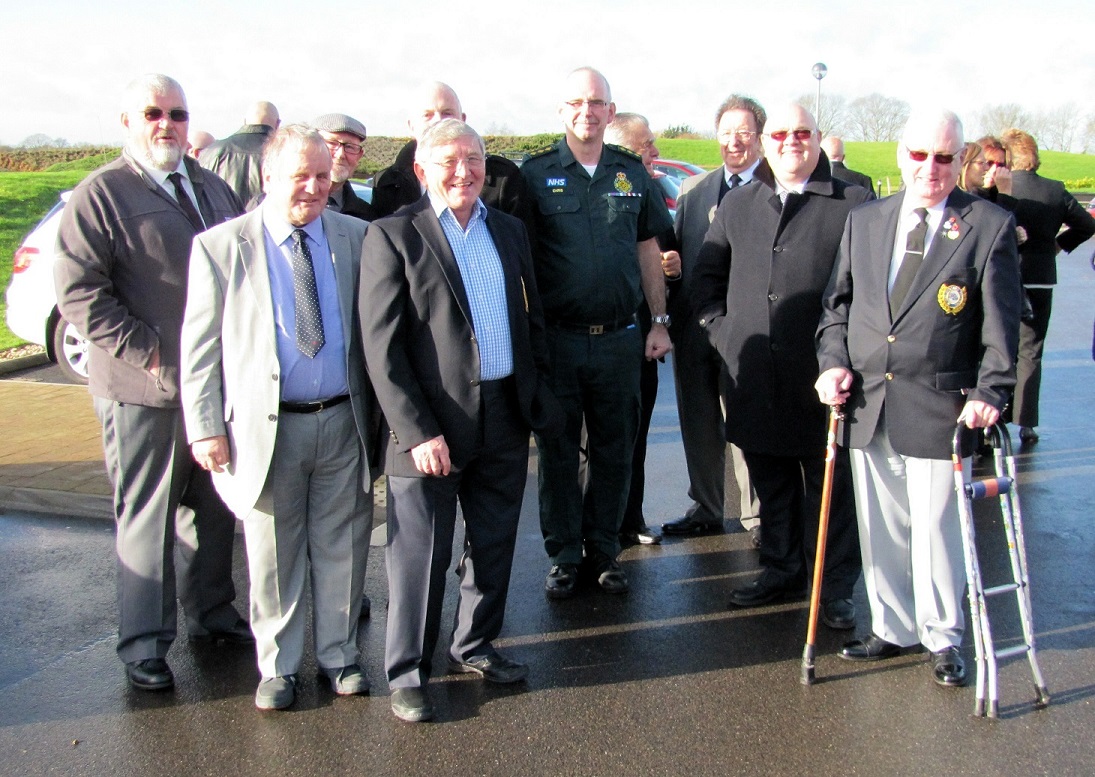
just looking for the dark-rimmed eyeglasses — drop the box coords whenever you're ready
[565,99,608,110]
[323,138,364,156]
[905,147,958,165]
[766,129,814,142]
[143,108,189,123]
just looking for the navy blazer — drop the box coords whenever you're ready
[359,197,562,477]
[817,188,1022,459]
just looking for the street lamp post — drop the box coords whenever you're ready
[812,62,828,124]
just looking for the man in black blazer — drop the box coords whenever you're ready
[692,103,871,629]
[360,120,562,723]
[820,136,875,195]
[1000,128,1095,442]
[816,109,1021,688]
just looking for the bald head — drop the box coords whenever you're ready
[761,103,822,187]
[246,101,279,128]
[187,129,216,159]
[820,135,844,161]
[408,82,466,141]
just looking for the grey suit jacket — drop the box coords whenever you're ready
[817,189,1021,459]
[180,208,375,517]
[359,197,563,478]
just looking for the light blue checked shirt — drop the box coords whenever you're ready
[430,195,513,380]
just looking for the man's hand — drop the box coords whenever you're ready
[411,435,451,476]
[645,325,672,361]
[958,400,1000,429]
[815,367,854,406]
[192,436,230,473]
[661,250,681,278]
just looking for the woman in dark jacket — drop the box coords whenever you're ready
[1001,129,1095,443]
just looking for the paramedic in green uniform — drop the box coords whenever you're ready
[521,67,673,599]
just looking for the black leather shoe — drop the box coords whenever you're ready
[728,578,805,608]
[391,686,434,722]
[448,651,528,684]
[545,564,579,599]
[822,598,856,630]
[1020,426,1039,444]
[620,525,662,546]
[189,617,255,646]
[594,558,630,594]
[661,515,724,536]
[931,646,967,687]
[839,634,901,661]
[126,658,174,691]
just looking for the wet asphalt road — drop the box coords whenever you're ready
[1,249,1093,776]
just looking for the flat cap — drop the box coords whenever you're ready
[310,113,367,141]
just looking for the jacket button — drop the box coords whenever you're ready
[886,335,895,343]
[773,246,784,253]
[268,414,277,421]
[768,293,778,301]
[698,318,707,326]
[770,343,780,352]
[272,373,279,380]
[885,372,894,381]
[470,379,480,387]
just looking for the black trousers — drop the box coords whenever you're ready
[741,447,861,599]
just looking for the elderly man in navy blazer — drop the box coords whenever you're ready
[816,109,1021,688]
[360,119,562,723]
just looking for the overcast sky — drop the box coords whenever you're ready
[2,0,1092,147]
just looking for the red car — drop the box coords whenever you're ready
[653,160,705,182]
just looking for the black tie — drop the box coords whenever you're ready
[889,208,929,317]
[167,172,205,232]
[729,173,742,190]
[290,229,325,358]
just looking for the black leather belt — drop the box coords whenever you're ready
[279,394,350,414]
[549,314,636,335]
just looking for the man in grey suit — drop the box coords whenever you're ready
[55,73,249,693]
[662,94,762,542]
[360,120,562,723]
[181,125,375,710]
[816,109,1021,688]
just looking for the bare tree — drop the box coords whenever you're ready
[1082,114,1095,154]
[1037,103,1081,152]
[19,133,69,148]
[844,94,909,142]
[977,104,1033,138]
[795,93,848,137]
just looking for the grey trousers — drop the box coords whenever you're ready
[242,402,371,678]
[94,398,240,664]
[849,420,969,653]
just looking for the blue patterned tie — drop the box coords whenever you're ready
[290,229,324,358]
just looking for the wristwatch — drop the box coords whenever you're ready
[651,314,671,327]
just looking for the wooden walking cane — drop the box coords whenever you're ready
[801,404,844,685]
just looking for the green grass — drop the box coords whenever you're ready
[0,171,88,349]
[655,140,1095,194]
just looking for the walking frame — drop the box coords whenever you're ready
[952,421,1050,718]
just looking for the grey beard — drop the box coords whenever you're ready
[139,142,184,172]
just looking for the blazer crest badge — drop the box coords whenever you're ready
[937,283,968,315]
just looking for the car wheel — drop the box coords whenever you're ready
[51,317,90,384]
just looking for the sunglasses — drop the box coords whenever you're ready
[143,108,190,123]
[905,147,958,165]
[767,129,813,142]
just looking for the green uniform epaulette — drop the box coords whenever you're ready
[606,143,642,161]
[525,146,557,160]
